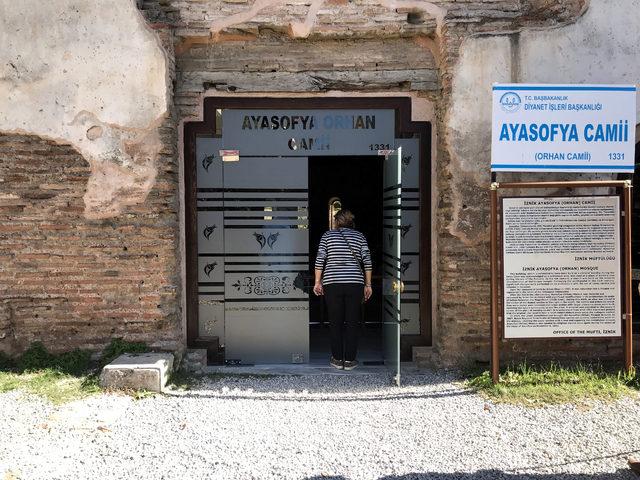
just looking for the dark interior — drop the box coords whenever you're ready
[308,156,384,364]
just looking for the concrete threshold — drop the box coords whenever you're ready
[203,362,418,376]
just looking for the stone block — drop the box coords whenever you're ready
[100,353,174,393]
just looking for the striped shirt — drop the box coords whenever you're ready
[315,228,372,285]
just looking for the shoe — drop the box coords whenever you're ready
[629,458,640,475]
[330,357,343,370]
[343,360,359,371]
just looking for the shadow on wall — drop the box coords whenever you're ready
[304,470,635,479]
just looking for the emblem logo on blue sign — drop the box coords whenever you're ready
[499,92,522,113]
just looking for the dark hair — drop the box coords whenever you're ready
[334,209,355,228]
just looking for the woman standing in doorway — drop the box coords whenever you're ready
[313,210,373,370]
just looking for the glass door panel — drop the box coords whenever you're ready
[382,148,402,386]
[223,156,310,364]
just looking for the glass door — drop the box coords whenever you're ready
[222,156,310,364]
[382,148,403,386]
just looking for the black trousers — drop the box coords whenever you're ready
[324,283,363,362]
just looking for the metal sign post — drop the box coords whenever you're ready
[490,180,500,384]
[624,182,634,370]
[489,180,633,384]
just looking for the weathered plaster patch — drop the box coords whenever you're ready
[210,0,446,38]
[0,0,169,218]
[86,126,104,141]
[289,0,324,38]
[519,0,640,108]
[447,0,640,245]
[447,36,512,245]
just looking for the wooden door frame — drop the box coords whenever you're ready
[183,96,432,360]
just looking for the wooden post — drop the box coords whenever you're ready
[623,181,633,372]
[490,182,500,383]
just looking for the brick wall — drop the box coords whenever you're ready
[0,134,182,356]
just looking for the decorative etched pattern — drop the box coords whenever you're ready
[202,154,215,172]
[253,232,266,249]
[401,260,411,275]
[253,231,280,250]
[267,232,280,248]
[232,276,293,295]
[204,262,218,277]
[388,226,411,244]
[203,224,217,240]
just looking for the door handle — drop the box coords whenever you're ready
[392,280,405,294]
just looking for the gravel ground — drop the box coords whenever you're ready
[1,370,639,480]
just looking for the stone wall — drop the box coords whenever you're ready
[141,0,582,119]
[0,134,181,356]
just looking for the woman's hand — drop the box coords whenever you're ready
[364,285,373,302]
[313,281,324,296]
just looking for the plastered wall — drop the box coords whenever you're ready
[0,0,169,219]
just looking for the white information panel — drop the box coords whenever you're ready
[502,196,621,339]
[491,84,636,172]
